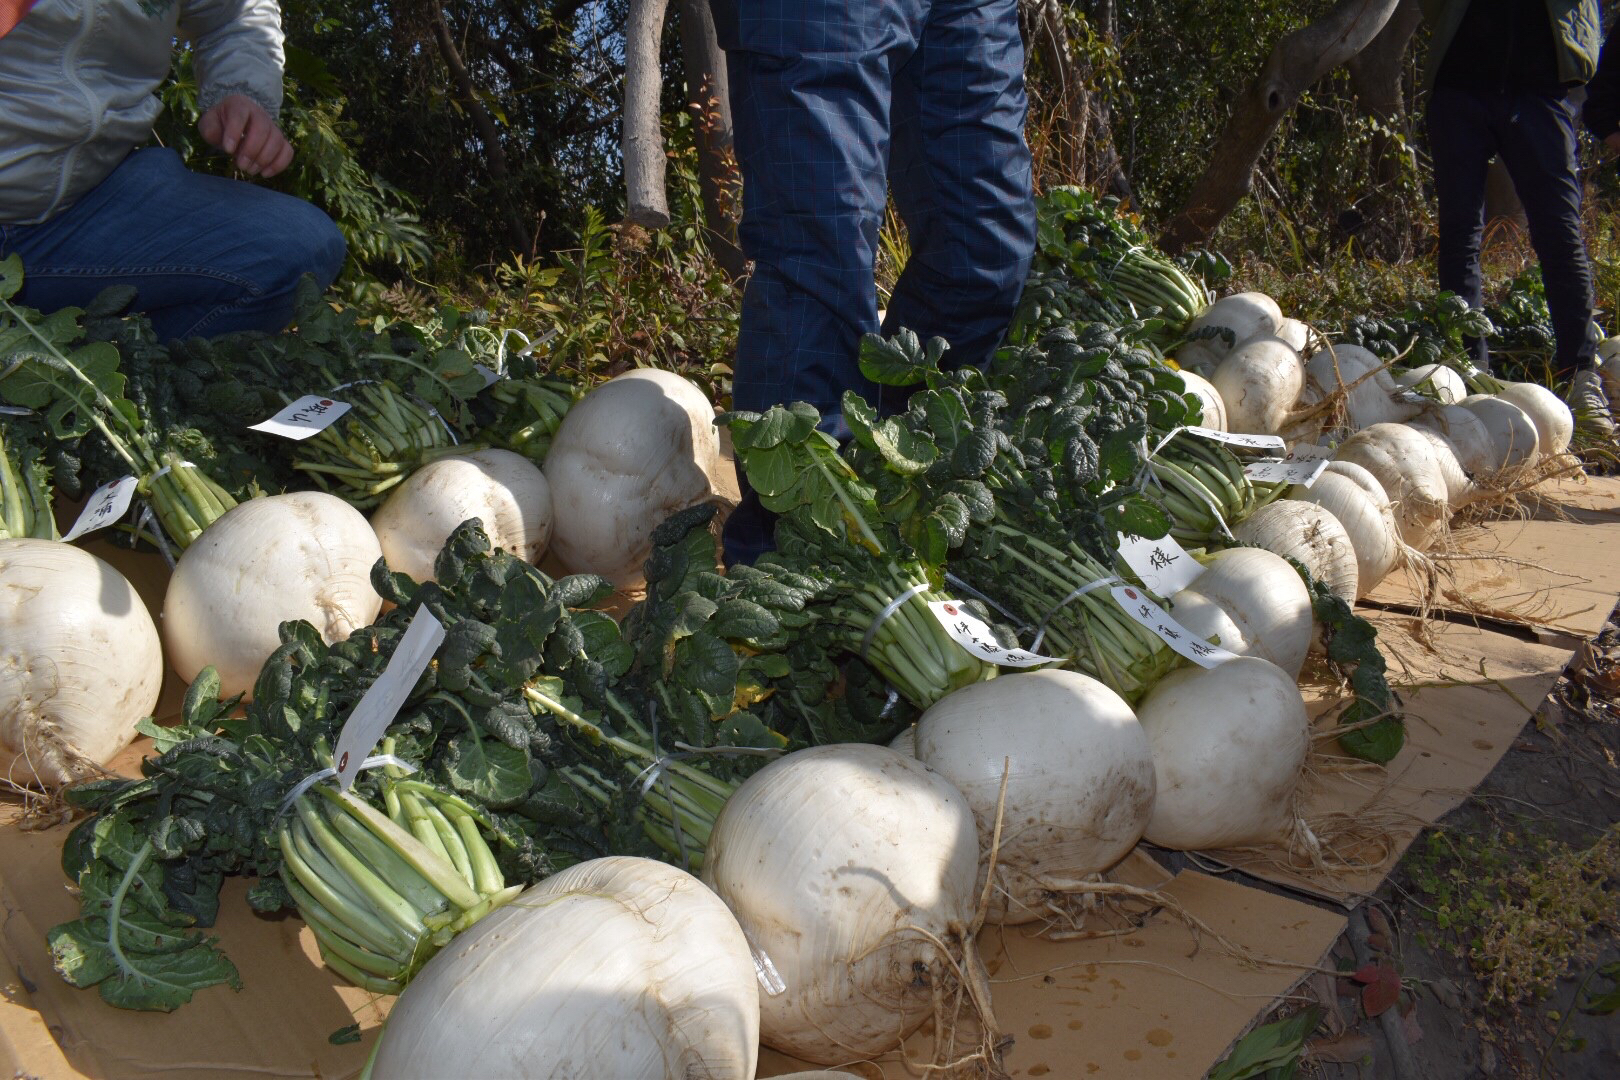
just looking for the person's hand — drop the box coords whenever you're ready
[1606,131,1620,155]
[199,94,293,178]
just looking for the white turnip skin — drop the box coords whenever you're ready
[1459,395,1540,470]
[914,670,1156,925]
[1333,424,1450,551]
[1287,470,1399,596]
[1211,337,1304,436]
[1175,368,1228,430]
[1495,382,1573,458]
[701,744,980,1064]
[1410,404,1496,479]
[371,856,759,1080]
[1275,317,1312,353]
[1,540,162,787]
[1186,292,1284,360]
[1304,344,1420,431]
[543,369,721,585]
[371,449,552,583]
[163,492,383,700]
[1411,428,1475,508]
[1165,590,1250,654]
[1393,363,1468,404]
[1232,500,1359,605]
[1134,657,1311,851]
[1173,547,1313,677]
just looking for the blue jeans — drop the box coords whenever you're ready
[0,147,346,340]
[714,0,1037,565]
[1427,86,1595,376]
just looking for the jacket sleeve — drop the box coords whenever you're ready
[1584,20,1620,139]
[178,0,286,121]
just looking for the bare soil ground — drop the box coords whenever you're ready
[1225,609,1620,1079]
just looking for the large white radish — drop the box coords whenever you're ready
[543,369,720,584]
[1165,590,1250,653]
[1185,292,1284,360]
[163,492,382,699]
[702,744,980,1063]
[1411,427,1474,508]
[1495,382,1573,458]
[371,857,759,1079]
[1287,469,1399,595]
[1410,404,1497,478]
[1275,317,1312,354]
[1393,363,1468,404]
[1459,395,1540,470]
[914,670,1156,925]
[371,449,552,583]
[1135,656,1312,851]
[1171,547,1312,677]
[1232,499,1359,604]
[1333,423,1450,550]
[1304,344,1420,430]
[1,540,162,787]
[1211,337,1304,435]
[1175,368,1227,430]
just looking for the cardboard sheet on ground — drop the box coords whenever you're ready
[1205,608,1578,904]
[1366,475,1620,639]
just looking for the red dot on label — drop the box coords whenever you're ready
[337,752,349,771]
[319,399,333,406]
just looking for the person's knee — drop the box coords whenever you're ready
[280,200,347,290]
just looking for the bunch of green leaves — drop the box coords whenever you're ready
[0,409,58,540]
[1337,291,1496,383]
[722,397,997,708]
[1,258,241,548]
[1291,558,1404,764]
[1031,187,1210,343]
[834,328,1188,699]
[1485,268,1558,379]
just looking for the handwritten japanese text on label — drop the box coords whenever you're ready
[62,476,137,542]
[1109,586,1240,669]
[1183,426,1287,452]
[1116,532,1204,596]
[927,601,1057,669]
[249,395,352,441]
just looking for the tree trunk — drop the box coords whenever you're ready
[1090,0,1132,202]
[678,0,746,278]
[427,5,532,257]
[1345,0,1421,125]
[624,0,672,228]
[1160,0,1405,254]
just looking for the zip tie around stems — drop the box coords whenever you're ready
[857,580,931,665]
[327,379,459,446]
[146,460,199,482]
[0,404,33,416]
[1030,576,1121,653]
[747,934,787,996]
[273,755,420,825]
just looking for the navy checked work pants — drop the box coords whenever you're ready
[714,0,1037,565]
[1427,86,1595,376]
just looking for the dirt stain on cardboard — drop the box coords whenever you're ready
[1146,1028,1174,1047]
[1027,1024,1053,1040]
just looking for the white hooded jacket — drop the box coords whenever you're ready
[0,0,283,225]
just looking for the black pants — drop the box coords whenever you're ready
[1427,85,1595,376]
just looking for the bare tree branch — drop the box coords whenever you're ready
[1160,0,1404,254]
[624,0,672,227]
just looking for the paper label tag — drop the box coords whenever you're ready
[1116,533,1204,596]
[474,363,502,388]
[1109,585,1240,669]
[1183,426,1287,452]
[62,476,137,541]
[928,600,1058,669]
[331,608,446,791]
[1243,443,1332,487]
[249,395,351,441]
